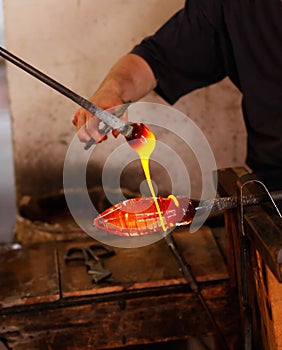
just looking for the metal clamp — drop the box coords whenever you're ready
[84,101,131,150]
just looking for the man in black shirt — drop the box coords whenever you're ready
[72,0,281,204]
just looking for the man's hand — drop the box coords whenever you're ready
[72,90,125,145]
[71,53,157,146]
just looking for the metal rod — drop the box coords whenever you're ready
[176,190,282,229]
[197,190,282,214]
[0,46,132,137]
[165,234,229,350]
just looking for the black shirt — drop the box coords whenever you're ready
[131,0,282,191]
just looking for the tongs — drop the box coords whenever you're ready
[0,46,132,148]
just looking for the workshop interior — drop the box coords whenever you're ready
[0,1,282,350]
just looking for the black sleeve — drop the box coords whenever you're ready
[131,1,226,104]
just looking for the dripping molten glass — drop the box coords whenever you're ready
[93,122,199,237]
[125,123,167,232]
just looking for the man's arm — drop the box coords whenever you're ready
[72,53,157,144]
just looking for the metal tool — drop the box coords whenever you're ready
[183,189,282,228]
[165,234,229,350]
[64,244,115,283]
[198,190,282,215]
[0,46,133,143]
[167,189,282,227]
[84,101,131,150]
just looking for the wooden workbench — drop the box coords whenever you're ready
[217,167,282,350]
[0,226,240,349]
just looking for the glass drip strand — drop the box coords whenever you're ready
[125,123,167,232]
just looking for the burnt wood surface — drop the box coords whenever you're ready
[244,207,282,281]
[0,243,60,308]
[0,227,240,349]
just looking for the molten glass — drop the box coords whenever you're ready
[94,196,197,236]
[126,123,167,232]
[125,123,156,155]
[94,123,197,237]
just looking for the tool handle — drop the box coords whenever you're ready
[0,47,132,137]
[0,47,92,110]
[197,190,282,214]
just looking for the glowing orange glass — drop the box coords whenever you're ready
[94,196,197,236]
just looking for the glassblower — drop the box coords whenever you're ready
[1,46,282,350]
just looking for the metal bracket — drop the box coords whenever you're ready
[238,173,281,238]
